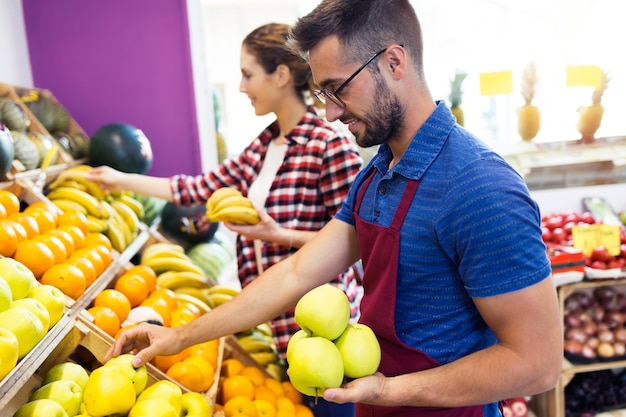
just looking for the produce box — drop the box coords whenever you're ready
[548,245,585,286]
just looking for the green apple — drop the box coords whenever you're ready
[0,306,45,359]
[30,379,83,417]
[287,336,344,397]
[137,380,183,416]
[83,365,136,416]
[334,323,381,378]
[43,362,90,392]
[0,277,12,312]
[104,353,148,395]
[13,399,69,417]
[181,391,212,417]
[0,257,36,300]
[12,298,51,334]
[0,327,19,380]
[26,284,66,327]
[286,329,309,363]
[294,284,350,340]
[129,396,179,417]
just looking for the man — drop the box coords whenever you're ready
[106,1,562,415]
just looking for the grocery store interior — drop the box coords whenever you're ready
[1,1,625,416]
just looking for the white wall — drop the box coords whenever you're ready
[0,0,33,87]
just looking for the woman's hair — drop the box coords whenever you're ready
[291,0,425,78]
[243,23,317,104]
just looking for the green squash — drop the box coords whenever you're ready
[0,98,29,132]
[12,130,40,171]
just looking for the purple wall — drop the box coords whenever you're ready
[21,0,201,177]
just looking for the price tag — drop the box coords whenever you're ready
[571,224,621,257]
[566,65,603,90]
[479,71,513,96]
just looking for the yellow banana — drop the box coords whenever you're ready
[156,271,210,291]
[206,187,242,214]
[211,195,254,215]
[142,256,205,276]
[46,187,105,218]
[111,200,140,233]
[208,206,259,225]
[174,287,215,308]
[99,200,116,219]
[105,221,127,253]
[174,293,212,314]
[141,242,186,262]
[113,194,145,220]
[48,168,107,201]
[40,144,59,170]
[255,322,273,338]
[86,215,109,233]
[207,292,234,307]
[206,285,240,297]
[250,352,279,366]
[51,198,89,215]
[114,213,135,248]
[237,335,274,353]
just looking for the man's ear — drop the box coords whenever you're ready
[386,45,406,79]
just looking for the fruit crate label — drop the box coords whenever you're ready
[571,224,621,257]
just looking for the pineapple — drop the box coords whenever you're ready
[448,71,468,126]
[517,62,540,141]
[577,69,610,143]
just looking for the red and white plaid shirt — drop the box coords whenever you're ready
[170,107,363,359]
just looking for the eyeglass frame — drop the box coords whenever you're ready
[313,45,402,108]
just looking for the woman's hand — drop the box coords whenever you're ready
[86,166,128,192]
[225,204,288,244]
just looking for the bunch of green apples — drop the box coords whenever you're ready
[287,284,381,397]
[0,257,66,381]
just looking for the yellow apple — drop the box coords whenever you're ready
[334,323,381,378]
[13,398,69,417]
[0,277,12,312]
[26,284,66,327]
[287,336,344,396]
[0,258,36,300]
[0,306,45,359]
[12,298,51,334]
[129,396,179,417]
[286,329,309,363]
[43,362,90,391]
[83,365,136,416]
[0,327,19,380]
[181,391,212,417]
[30,379,83,417]
[137,380,183,416]
[294,284,350,340]
[104,353,148,395]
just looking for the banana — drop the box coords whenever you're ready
[141,242,186,263]
[113,194,145,220]
[99,200,116,219]
[207,292,234,307]
[46,187,105,218]
[48,167,107,201]
[52,198,89,215]
[208,205,260,225]
[174,287,215,308]
[211,195,254,215]
[255,322,273,338]
[237,335,274,353]
[111,200,140,233]
[105,221,127,253]
[174,293,212,314]
[142,256,205,276]
[40,144,59,170]
[206,285,240,297]
[250,352,279,366]
[206,187,243,214]
[86,215,109,233]
[156,271,210,291]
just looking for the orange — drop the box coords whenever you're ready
[91,244,113,269]
[24,201,58,218]
[222,358,246,378]
[222,374,255,403]
[152,351,188,373]
[223,396,258,417]
[13,239,55,279]
[65,255,97,287]
[25,207,56,234]
[56,210,89,235]
[280,382,302,405]
[2,219,28,243]
[170,305,201,327]
[0,220,18,257]
[114,273,150,308]
[276,409,296,417]
[254,385,277,405]
[166,360,208,392]
[40,263,87,299]
[57,224,86,250]
[294,404,314,417]
[275,397,295,413]
[254,399,276,417]
[46,229,76,257]
[240,366,266,387]
[71,248,105,276]
[8,213,40,239]
[264,378,285,398]
[186,339,220,368]
[140,295,173,326]
[147,287,179,312]
[125,264,157,292]
[34,233,68,264]
[0,203,5,218]
[184,356,215,390]
[94,288,132,322]
[87,305,121,338]
[84,232,113,251]
[0,190,20,216]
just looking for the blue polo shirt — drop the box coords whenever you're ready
[336,101,551,365]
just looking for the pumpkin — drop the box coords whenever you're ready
[0,98,29,132]
[21,91,70,133]
[27,132,58,167]
[11,130,40,171]
[0,123,15,179]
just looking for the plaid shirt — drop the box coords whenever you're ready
[170,107,363,359]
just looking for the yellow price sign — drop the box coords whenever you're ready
[571,224,621,257]
[566,65,603,90]
[479,71,513,96]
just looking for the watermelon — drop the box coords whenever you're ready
[160,202,218,246]
[88,123,153,174]
[0,123,15,179]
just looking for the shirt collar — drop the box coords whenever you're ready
[258,106,319,146]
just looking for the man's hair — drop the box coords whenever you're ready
[290,0,424,77]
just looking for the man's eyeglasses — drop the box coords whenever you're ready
[313,47,390,109]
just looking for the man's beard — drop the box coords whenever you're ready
[353,78,404,148]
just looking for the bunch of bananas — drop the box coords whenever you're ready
[205,187,259,225]
[237,323,280,369]
[45,164,145,252]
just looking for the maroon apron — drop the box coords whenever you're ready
[353,169,484,417]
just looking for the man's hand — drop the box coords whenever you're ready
[323,373,386,405]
